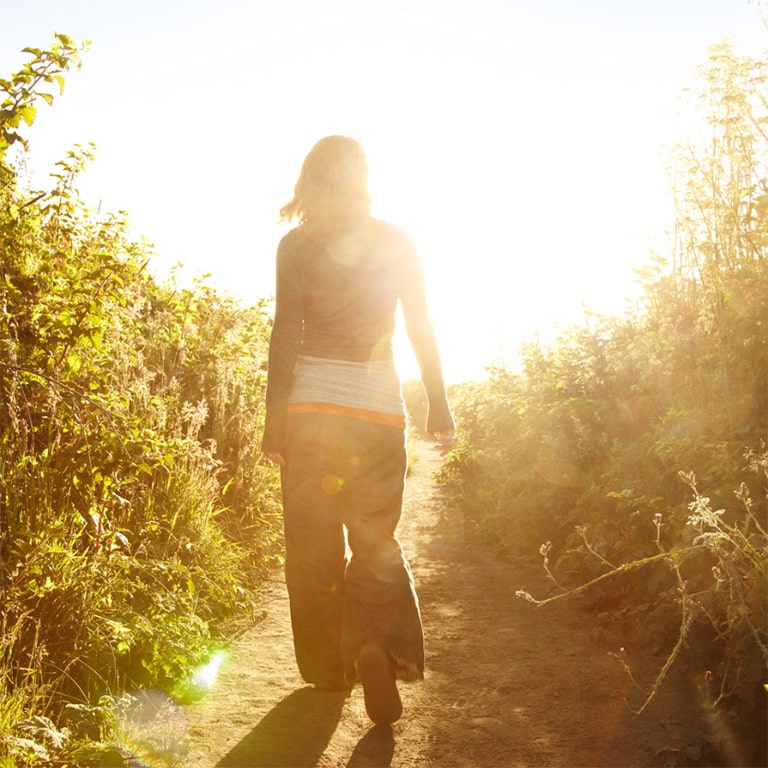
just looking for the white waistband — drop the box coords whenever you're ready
[288,355,405,416]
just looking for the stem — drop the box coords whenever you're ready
[518,547,700,608]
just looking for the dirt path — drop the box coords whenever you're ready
[131,440,714,767]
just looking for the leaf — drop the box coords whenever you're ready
[0,110,21,129]
[19,104,36,126]
[43,545,70,554]
[54,74,66,95]
[66,353,82,374]
[38,92,54,106]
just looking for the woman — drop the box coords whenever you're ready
[262,135,455,725]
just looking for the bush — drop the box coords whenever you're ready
[436,39,767,764]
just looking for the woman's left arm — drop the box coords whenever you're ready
[398,234,455,439]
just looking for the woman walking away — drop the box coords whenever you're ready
[262,135,455,725]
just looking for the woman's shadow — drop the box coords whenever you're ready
[215,687,394,767]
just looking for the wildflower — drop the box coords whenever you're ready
[686,494,724,529]
[734,483,752,509]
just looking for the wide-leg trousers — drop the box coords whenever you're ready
[280,412,424,688]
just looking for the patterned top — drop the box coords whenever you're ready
[262,214,453,453]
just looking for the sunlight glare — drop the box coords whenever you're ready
[192,651,226,691]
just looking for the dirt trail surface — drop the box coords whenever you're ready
[141,440,714,767]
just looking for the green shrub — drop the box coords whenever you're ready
[0,36,282,758]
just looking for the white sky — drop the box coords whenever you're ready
[2,0,766,382]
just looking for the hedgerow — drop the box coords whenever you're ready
[1,35,281,765]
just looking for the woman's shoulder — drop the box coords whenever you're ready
[367,217,416,254]
[277,226,306,253]
[276,226,317,271]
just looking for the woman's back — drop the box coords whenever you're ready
[280,215,414,363]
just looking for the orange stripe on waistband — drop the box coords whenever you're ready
[286,402,406,428]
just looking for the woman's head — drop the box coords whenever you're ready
[280,135,371,228]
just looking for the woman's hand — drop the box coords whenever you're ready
[265,451,285,467]
[432,428,457,457]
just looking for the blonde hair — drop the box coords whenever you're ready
[280,136,371,229]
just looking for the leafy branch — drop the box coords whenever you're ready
[0,33,88,158]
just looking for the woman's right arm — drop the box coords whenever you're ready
[262,236,303,457]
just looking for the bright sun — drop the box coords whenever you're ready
[364,122,660,386]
